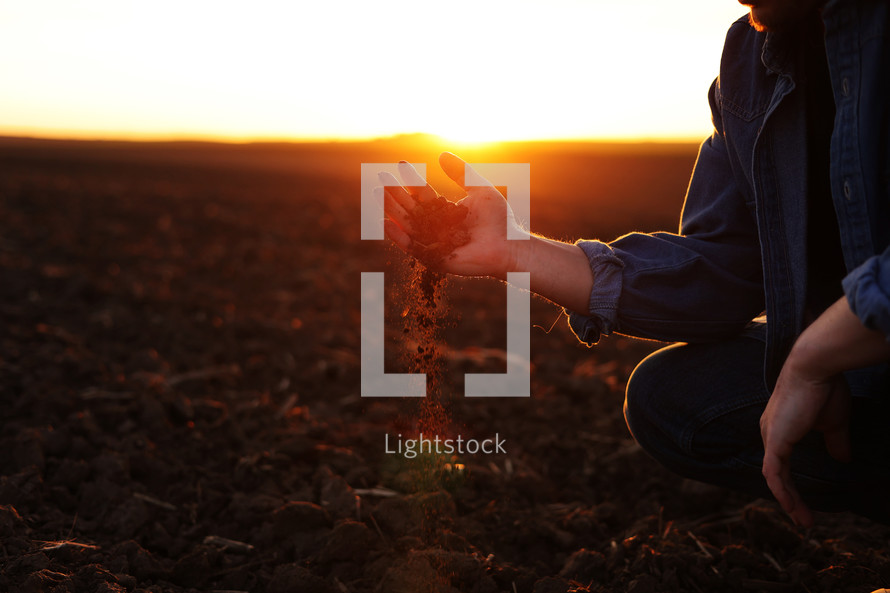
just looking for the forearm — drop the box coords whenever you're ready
[507,234,594,314]
[786,296,890,380]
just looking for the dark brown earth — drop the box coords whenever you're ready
[1,137,888,593]
[405,194,470,270]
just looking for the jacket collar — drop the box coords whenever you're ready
[760,10,827,81]
[761,31,795,77]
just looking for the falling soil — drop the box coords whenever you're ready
[393,257,455,503]
[406,264,450,433]
[399,193,471,482]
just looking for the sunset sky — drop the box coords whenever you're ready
[0,0,748,143]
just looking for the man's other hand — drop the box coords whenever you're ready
[760,296,890,527]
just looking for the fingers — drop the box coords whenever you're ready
[787,490,814,528]
[439,152,467,188]
[397,161,437,202]
[375,176,417,255]
[383,193,412,234]
[439,151,494,190]
[762,448,795,512]
[759,405,795,516]
[383,219,411,252]
[378,171,414,212]
[372,185,410,231]
[762,444,814,528]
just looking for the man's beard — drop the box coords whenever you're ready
[748,9,796,32]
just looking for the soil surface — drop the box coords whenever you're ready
[1,138,889,593]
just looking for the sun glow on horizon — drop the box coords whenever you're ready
[0,0,748,144]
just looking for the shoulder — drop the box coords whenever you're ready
[720,16,768,84]
[716,16,773,122]
[722,15,764,53]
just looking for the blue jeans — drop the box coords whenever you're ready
[624,337,890,523]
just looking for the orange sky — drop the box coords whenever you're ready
[0,0,748,143]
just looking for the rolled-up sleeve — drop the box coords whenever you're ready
[567,240,625,343]
[567,78,765,345]
[843,248,890,338]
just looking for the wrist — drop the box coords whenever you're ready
[784,296,890,381]
[499,232,535,279]
[784,333,831,382]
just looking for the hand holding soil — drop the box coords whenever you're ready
[381,152,598,316]
[380,152,526,277]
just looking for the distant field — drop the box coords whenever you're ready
[0,135,699,240]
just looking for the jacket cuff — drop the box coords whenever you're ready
[842,254,890,339]
[566,240,625,345]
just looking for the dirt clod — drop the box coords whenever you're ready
[268,564,335,593]
[407,195,471,270]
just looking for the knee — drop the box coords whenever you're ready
[623,345,681,443]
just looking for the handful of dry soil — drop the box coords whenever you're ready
[406,194,471,270]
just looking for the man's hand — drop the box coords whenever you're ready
[379,152,597,314]
[760,359,851,527]
[760,297,890,527]
[379,152,524,279]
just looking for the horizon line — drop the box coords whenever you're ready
[0,128,705,146]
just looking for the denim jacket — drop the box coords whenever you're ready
[569,0,890,387]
